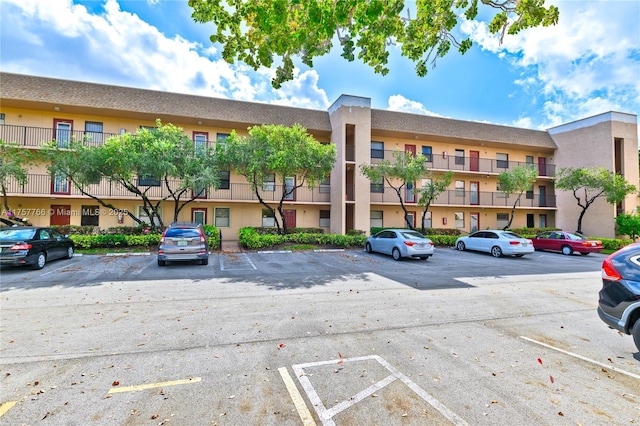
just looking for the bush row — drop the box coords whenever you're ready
[238,227,366,249]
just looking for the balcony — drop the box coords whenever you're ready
[370,189,556,208]
[5,174,331,203]
[370,149,556,177]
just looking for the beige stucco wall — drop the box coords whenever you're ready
[550,112,638,238]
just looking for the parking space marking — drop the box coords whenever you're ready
[0,401,17,417]
[107,377,201,394]
[291,355,468,426]
[520,336,640,380]
[39,260,80,276]
[278,367,317,426]
[220,253,257,271]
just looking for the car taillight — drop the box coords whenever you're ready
[11,243,32,250]
[200,233,206,243]
[403,241,416,247]
[601,257,622,281]
[509,241,520,245]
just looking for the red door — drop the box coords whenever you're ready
[50,205,71,225]
[538,157,547,176]
[283,209,296,228]
[470,151,479,172]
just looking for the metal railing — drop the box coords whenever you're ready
[370,188,556,208]
[370,149,556,177]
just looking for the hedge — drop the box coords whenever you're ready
[238,227,366,249]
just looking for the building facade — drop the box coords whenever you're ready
[1,73,637,239]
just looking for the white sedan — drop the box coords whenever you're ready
[455,230,534,258]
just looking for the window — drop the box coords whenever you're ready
[138,174,160,187]
[455,180,465,197]
[192,209,207,225]
[455,212,464,228]
[215,207,230,227]
[262,208,275,227]
[52,171,70,194]
[422,211,432,229]
[193,181,207,198]
[526,185,534,199]
[81,205,99,226]
[539,214,547,228]
[371,141,384,159]
[219,170,230,190]
[85,121,103,144]
[370,176,384,193]
[406,181,415,203]
[319,175,330,193]
[455,149,465,165]
[496,183,506,198]
[422,146,432,162]
[526,155,534,165]
[216,133,230,144]
[194,132,208,153]
[319,210,330,227]
[497,153,509,169]
[497,213,509,229]
[370,210,383,228]
[137,206,162,226]
[284,176,295,201]
[54,119,72,148]
[263,173,276,191]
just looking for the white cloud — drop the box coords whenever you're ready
[0,0,329,108]
[461,0,640,128]
[387,95,444,117]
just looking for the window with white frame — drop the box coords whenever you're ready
[263,173,276,191]
[422,211,432,229]
[497,153,509,169]
[497,213,509,229]
[319,175,330,193]
[52,171,69,194]
[84,121,103,144]
[137,206,162,226]
[56,121,72,148]
[194,132,208,153]
[371,141,384,159]
[370,210,383,228]
[215,207,230,227]
[319,210,330,227]
[455,212,464,228]
[454,149,465,165]
[262,208,275,227]
[455,180,465,197]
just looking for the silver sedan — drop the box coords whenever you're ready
[455,230,534,258]
[365,229,435,261]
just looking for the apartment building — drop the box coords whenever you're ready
[0,72,637,239]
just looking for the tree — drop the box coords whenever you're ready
[190,0,559,88]
[216,124,336,234]
[555,167,637,235]
[497,165,538,230]
[0,140,36,221]
[416,170,453,234]
[360,150,428,230]
[616,213,640,240]
[44,121,220,231]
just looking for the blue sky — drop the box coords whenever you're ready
[1,0,639,131]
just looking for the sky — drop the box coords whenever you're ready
[1,0,639,132]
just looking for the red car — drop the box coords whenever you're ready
[532,231,603,255]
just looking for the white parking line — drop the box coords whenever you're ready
[291,355,468,426]
[520,336,640,380]
[278,367,316,425]
[220,253,257,271]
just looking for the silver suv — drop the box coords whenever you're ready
[157,222,209,266]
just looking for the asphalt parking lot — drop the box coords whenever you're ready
[2,247,638,425]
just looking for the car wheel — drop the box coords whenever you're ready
[392,248,402,261]
[66,246,74,259]
[419,256,429,260]
[561,245,573,256]
[491,246,503,258]
[456,241,465,251]
[365,242,373,253]
[201,257,209,265]
[157,259,166,266]
[632,319,640,352]
[32,252,46,270]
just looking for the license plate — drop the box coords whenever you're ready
[177,240,188,246]
[522,243,527,247]
[417,243,425,248]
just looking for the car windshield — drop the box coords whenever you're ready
[566,233,585,241]
[502,231,524,239]
[400,231,427,240]
[165,228,201,238]
[0,229,37,240]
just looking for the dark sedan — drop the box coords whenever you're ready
[532,231,603,255]
[598,243,640,352]
[0,226,74,269]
